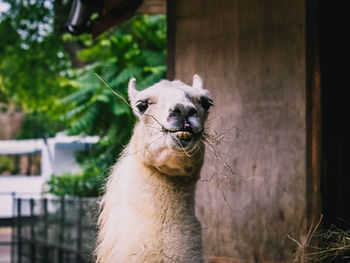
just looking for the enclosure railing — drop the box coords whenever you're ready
[12,196,99,263]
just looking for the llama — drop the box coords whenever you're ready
[97,75,213,263]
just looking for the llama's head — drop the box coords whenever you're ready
[128,74,213,176]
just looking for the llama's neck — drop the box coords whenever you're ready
[114,152,199,221]
[98,140,203,262]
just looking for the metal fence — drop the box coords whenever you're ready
[11,196,99,263]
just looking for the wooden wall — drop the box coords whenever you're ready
[168,0,307,262]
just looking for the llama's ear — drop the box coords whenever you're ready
[128,77,138,103]
[192,74,203,89]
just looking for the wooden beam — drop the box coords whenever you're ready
[92,0,166,38]
[166,0,175,80]
[136,0,166,14]
[92,0,141,38]
[305,0,322,230]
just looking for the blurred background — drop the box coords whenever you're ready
[0,0,349,262]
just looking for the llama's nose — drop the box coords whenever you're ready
[168,104,197,119]
[166,103,203,133]
[167,104,197,129]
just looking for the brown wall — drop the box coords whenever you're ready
[169,0,307,262]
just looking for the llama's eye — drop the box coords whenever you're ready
[136,100,149,113]
[200,97,213,111]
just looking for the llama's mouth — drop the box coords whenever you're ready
[174,131,192,142]
[165,126,202,147]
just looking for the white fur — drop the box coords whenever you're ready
[97,75,211,263]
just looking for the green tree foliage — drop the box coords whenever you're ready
[0,0,75,113]
[16,111,65,139]
[46,169,105,197]
[0,155,14,174]
[0,0,76,139]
